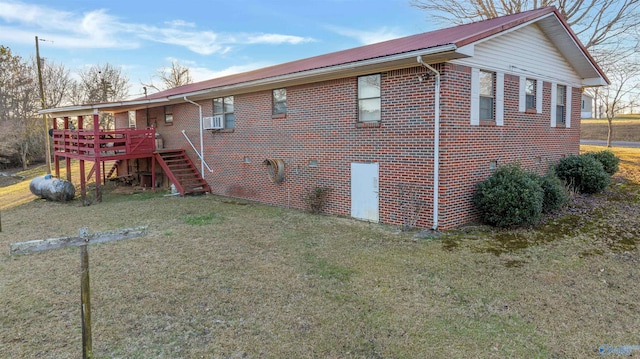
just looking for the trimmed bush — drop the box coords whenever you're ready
[536,170,569,213]
[473,164,543,227]
[555,154,610,194]
[586,150,619,176]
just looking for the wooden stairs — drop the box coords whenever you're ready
[154,149,210,195]
[106,160,121,179]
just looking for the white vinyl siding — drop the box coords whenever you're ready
[452,23,581,86]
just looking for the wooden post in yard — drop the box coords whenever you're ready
[9,226,148,358]
[79,228,92,359]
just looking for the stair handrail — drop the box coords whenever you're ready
[180,130,213,173]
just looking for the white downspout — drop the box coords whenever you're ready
[183,96,205,177]
[417,56,440,230]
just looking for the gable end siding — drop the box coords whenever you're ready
[452,23,581,86]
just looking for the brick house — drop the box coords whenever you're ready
[42,7,608,230]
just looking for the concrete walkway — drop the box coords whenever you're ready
[580,140,640,148]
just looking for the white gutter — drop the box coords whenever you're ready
[417,55,440,230]
[183,96,205,177]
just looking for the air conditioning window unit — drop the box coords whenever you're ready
[203,115,224,130]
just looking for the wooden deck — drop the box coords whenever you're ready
[52,128,156,161]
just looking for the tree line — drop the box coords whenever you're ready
[0,45,192,170]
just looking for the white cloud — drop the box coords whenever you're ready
[245,33,314,45]
[164,19,195,28]
[0,1,139,49]
[327,25,406,45]
[0,1,316,54]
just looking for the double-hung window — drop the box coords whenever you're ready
[214,96,235,129]
[128,110,136,128]
[358,74,381,122]
[556,85,566,125]
[164,105,173,125]
[525,79,536,110]
[273,89,287,115]
[479,70,494,121]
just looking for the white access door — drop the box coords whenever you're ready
[351,162,379,222]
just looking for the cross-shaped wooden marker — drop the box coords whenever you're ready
[10,226,148,359]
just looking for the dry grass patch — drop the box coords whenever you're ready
[581,116,640,141]
[0,146,639,357]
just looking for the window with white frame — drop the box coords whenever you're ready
[128,110,136,128]
[164,105,173,124]
[358,74,381,122]
[556,85,566,125]
[273,88,287,115]
[479,70,494,120]
[214,96,235,129]
[525,79,536,110]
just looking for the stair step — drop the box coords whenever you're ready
[154,150,210,196]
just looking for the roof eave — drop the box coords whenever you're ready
[172,44,462,101]
[39,98,170,117]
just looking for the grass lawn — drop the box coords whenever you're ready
[1,147,639,358]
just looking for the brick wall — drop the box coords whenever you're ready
[436,63,581,228]
[130,62,580,230]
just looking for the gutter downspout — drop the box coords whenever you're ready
[417,56,440,230]
[183,96,205,177]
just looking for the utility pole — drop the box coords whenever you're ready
[36,36,51,174]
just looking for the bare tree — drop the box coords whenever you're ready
[76,63,130,129]
[590,57,640,146]
[142,60,193,93]
[78,63,130,104]
[0,46,41,169]
[410,0,640,49]
[40,59,73,108]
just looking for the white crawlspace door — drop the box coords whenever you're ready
[350,162,379,222]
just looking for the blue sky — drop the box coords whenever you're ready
[0,0,438,99]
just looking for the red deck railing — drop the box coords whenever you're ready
[52,128,156,160]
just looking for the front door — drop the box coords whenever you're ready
[351,162,379,222]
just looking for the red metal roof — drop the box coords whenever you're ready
[141,7,559,100]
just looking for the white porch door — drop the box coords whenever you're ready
[351,162,379,222]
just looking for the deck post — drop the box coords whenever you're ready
[54,117,60,178]
[79,160,86,201]
[64,117,72,181]
[151,154,156,192]
[93,111,102,202]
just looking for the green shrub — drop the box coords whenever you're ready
[555,154,610,194]
[473,164,543,227]
[303,187,331,214]
[585,150,619,175]
[535,170,569,213]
